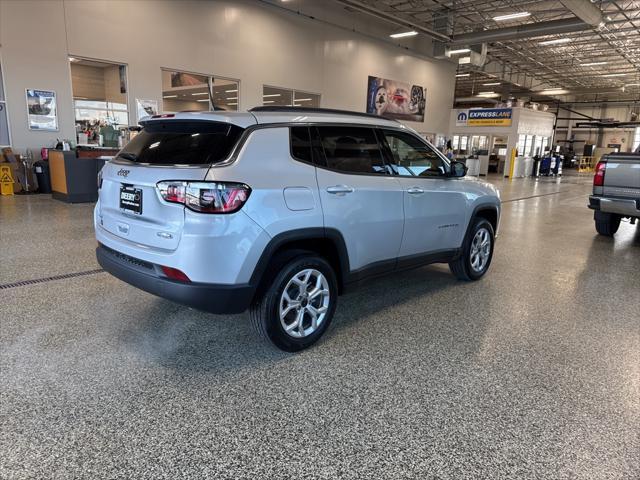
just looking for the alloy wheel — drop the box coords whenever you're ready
[470,227,491,273]
[279,269,331,338]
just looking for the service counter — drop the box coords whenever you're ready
[49,149,110,203]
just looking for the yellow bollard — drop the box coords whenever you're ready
[0,164,15,195]
[508,147,517,181]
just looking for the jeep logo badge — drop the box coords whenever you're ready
[117,169,130,178]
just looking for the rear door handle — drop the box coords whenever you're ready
[326,185,354,195]
[407,187,424,195]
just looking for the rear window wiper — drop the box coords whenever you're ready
[117,152,138,162]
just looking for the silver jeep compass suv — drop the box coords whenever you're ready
[95,107,500,351]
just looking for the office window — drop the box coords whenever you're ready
[263,86,320,107]
[70,57,130,147]
[0,56,9,146]
[460,135,468,153]
[162,69,239,113]
[452,135,460,151]
[633,127,640,152]
[517,134,526,156]
[317,126,387,175]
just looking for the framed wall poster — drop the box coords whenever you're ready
[366,76,426,122]
[25,89,58,131]
[136,99,159,122]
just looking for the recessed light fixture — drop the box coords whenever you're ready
[263,94,281,98]
[602,73,628,77]
[580,61,608,66]
[163,95,178,99]
[390,31,418,39]
[482,82,501,86]
[539,38,571,46]
[493,12,531,21]
[456,73,470,77]
[449,48,471,55]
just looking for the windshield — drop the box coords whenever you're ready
[117,121,244,165]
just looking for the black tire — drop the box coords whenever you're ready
[594,211,621,236]
[449,218,495,281]
[249,255,338,352]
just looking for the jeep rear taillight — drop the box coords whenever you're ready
[594,161,606,186]
[157,181,251,214]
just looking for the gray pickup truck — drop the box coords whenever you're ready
[588,153,640,236]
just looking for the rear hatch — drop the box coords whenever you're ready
[602,154,640,199]
[98,120,245,251]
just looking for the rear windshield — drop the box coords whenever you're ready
[117,121,244,165]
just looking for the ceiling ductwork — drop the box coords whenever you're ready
[559,0,604,27]
[334,0,450,42]
[449,18,592,46]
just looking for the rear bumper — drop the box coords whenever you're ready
[588,195,640,217]
[96,244,255,314]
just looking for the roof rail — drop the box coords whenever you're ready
[248,105,396,121]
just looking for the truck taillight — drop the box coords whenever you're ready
[594,161,606,186]
[157,181,251,214]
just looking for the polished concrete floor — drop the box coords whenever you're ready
[1,173,639,479]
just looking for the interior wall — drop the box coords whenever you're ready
[0,0,456,153]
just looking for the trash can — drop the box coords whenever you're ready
[33,160,52,194]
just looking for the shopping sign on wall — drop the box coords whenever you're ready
[456,108,512,127]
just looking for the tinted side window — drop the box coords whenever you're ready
[317,126,388,175]
[290,127,312,163]
[382,130,448,177]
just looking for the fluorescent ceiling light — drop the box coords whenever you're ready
[478,91,496,95]
[263,94,281,98]
[602,73,628,77]
[191,92,208,96]
[539,89,569,95]
[390,31,418,39]
[69,57,77,62]
[477,92,500,98]
[196,99,209,102]
[163,95,177,99]
[493,12,531,21]
[539,38,571,46]
[482,82,501,86]
[264,100,276,104]
[226,97,238,100]
[227,102,238,106]
[456,73,470,77]
[449,48,471,55]
[295,98,313,102]
[580,61,607,66]
[225,89,238,93]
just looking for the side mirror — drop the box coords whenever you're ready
[450,161,467,178]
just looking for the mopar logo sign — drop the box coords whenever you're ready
[456,110,468,126]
